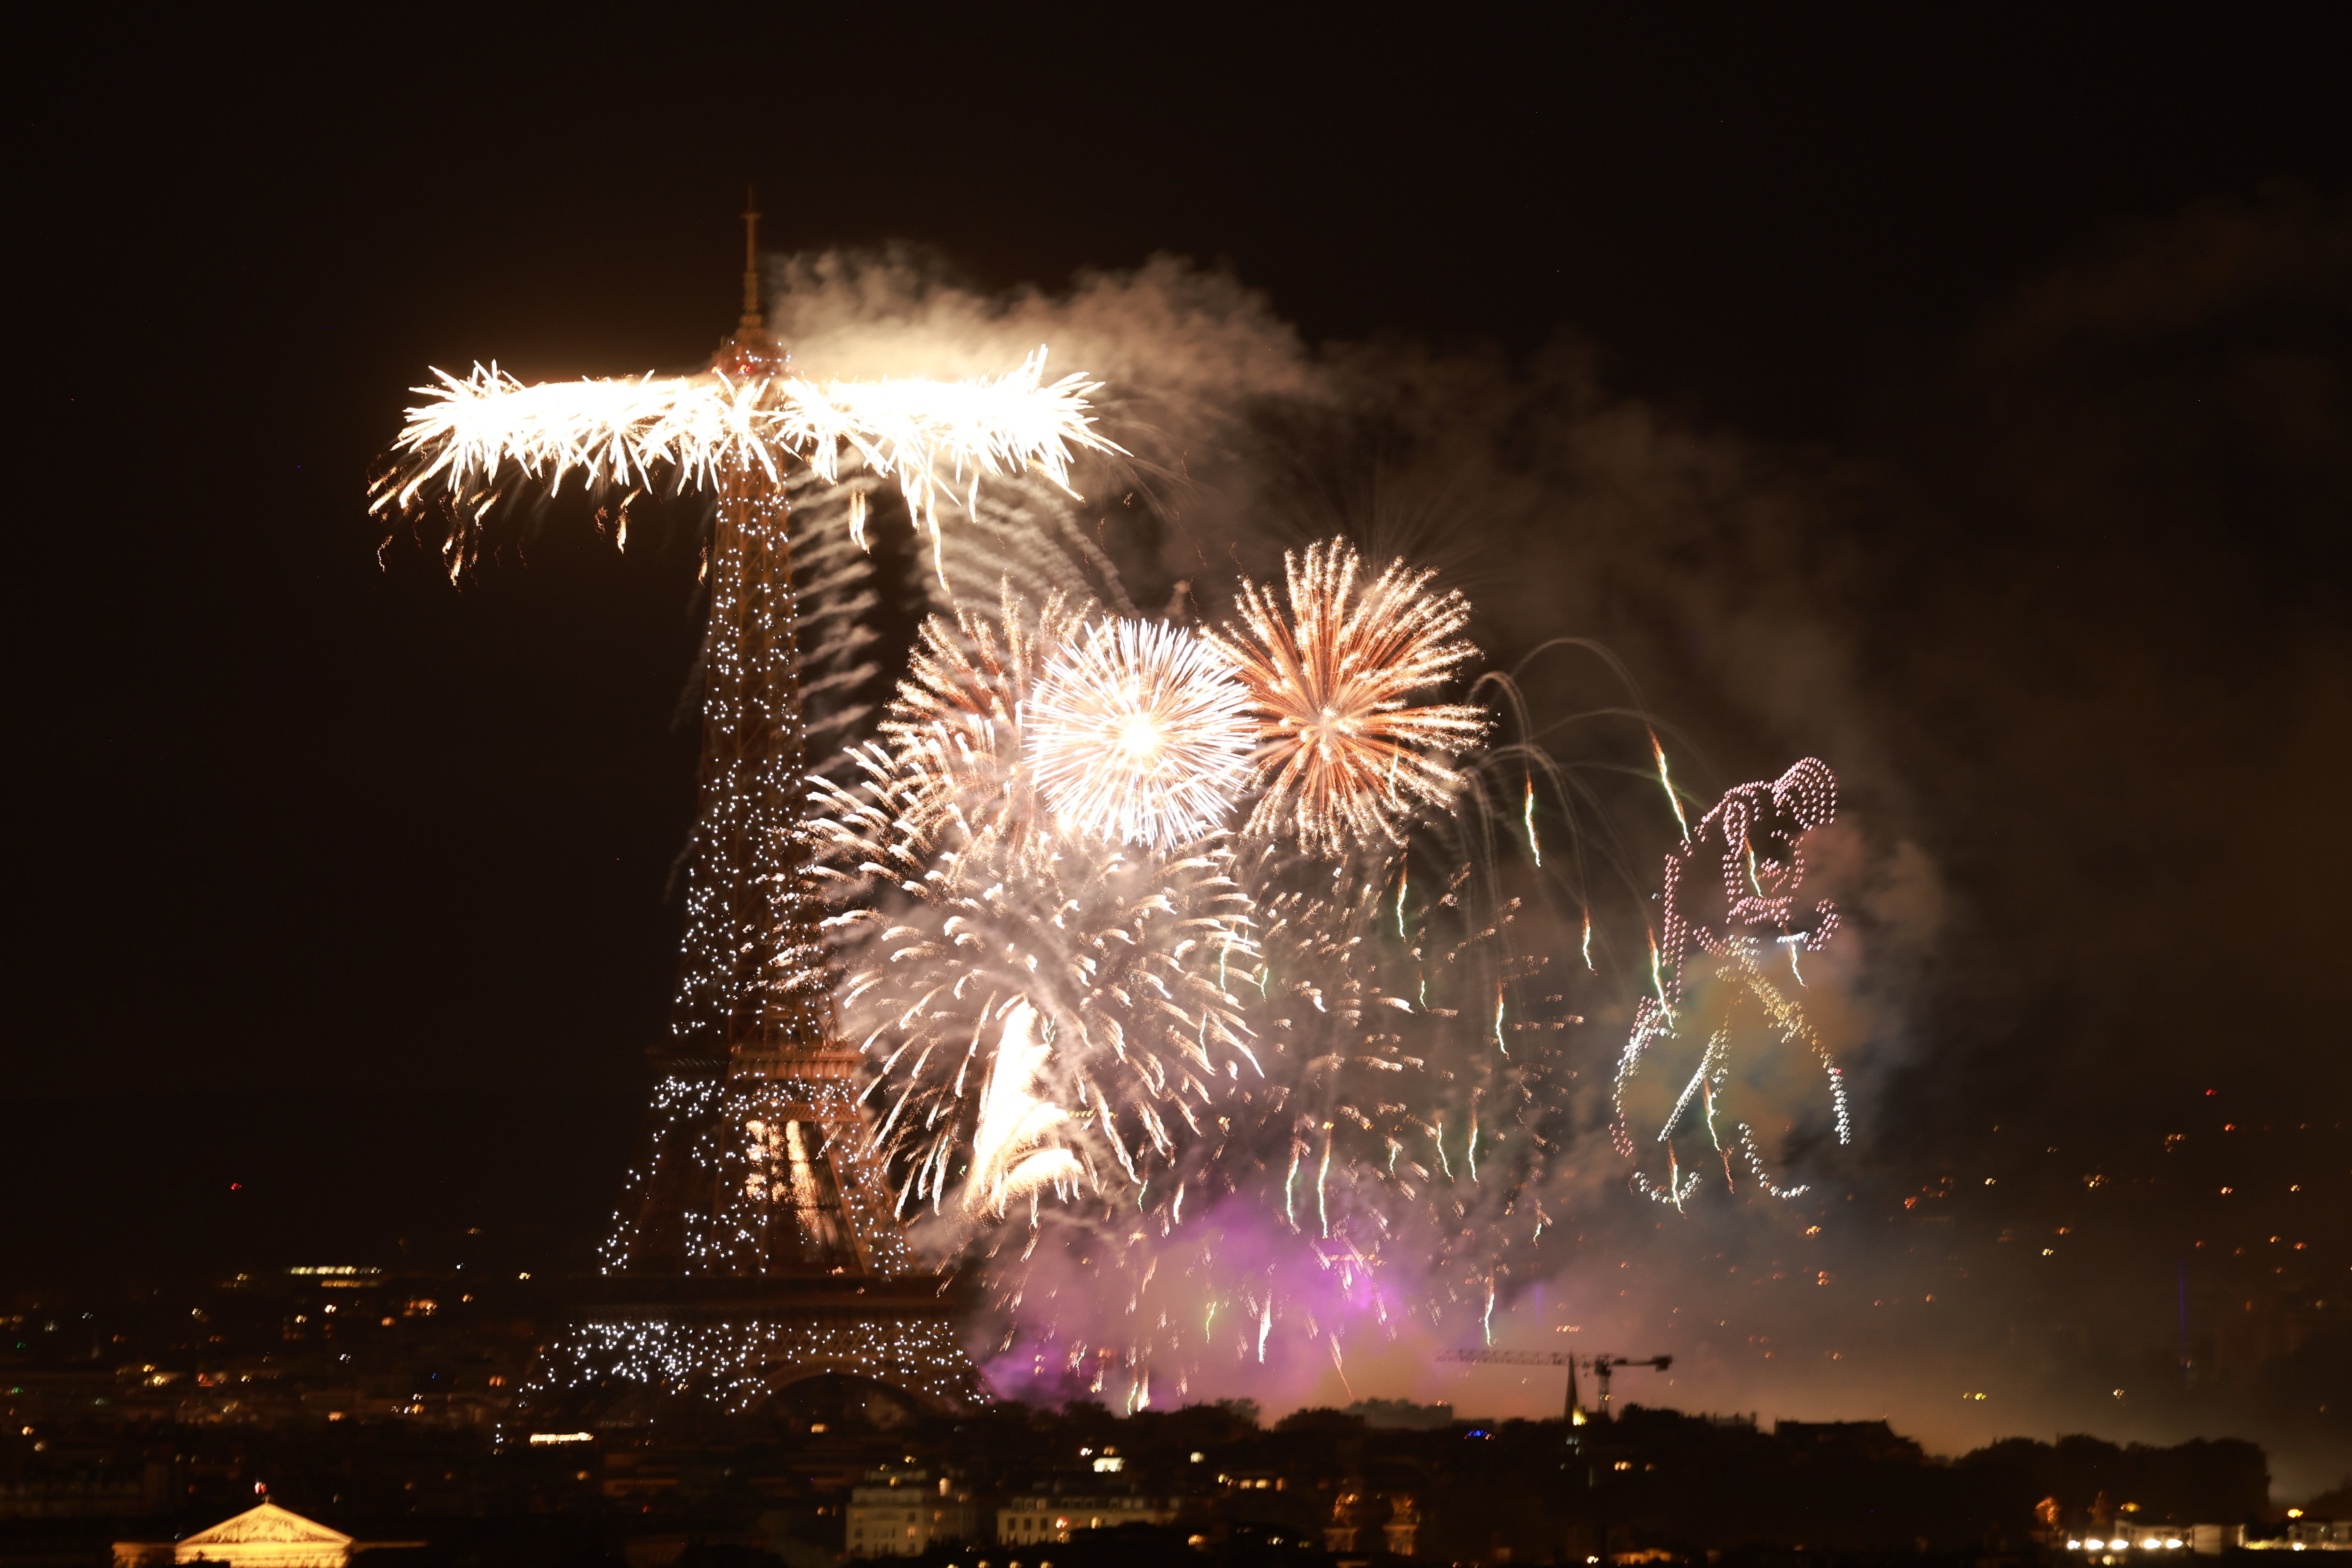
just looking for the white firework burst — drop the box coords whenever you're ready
[809,595,1262,1228]
[1025,617,1256,848]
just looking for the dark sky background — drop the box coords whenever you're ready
[11,7,2350,1492]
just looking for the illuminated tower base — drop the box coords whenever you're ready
[539,1066,983,1417]
[540,1266,977,1418]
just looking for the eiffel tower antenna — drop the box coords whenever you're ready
[739,184,763,331]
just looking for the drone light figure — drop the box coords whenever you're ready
[1613,756,1847,1207]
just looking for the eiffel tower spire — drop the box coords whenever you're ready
[739,185,764,332]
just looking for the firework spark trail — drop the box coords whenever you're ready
[1651,730,1693,844]
[1213,540,1489,855]
[1613,757,1847,1202]
[1026,617,1257,849]
[920,472,1137,619]
[964,1001,1086,1217]
[779,470,885,765]
[369,349,1120,578]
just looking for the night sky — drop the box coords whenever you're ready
[14,9,2350,1493]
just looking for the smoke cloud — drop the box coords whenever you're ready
[764,195,2350,1493]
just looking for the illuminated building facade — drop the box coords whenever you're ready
[996,1492,1178,1544]
[846,1468,985,1557]
[112,1500,387,1568]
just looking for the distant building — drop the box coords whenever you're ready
[2191,1525,2246,1555]
[1325,1482,1421,1555]
[112,1499,412,1568]
[997,1492,1176,1544]
[847,1469,984,1557]
[2283,1519,2352,1550]
[1384,1494,1421,1557]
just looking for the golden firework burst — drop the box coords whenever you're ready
[1213,539,1487,853]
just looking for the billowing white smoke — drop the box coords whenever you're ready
[766,240,1960,1434]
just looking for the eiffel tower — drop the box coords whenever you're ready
[531,205,981,1418]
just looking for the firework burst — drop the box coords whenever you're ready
[859,585,1088,875]
[809,595,1262,1230]
[960,819,1589,1406]
[1025,618,1257,849]
[815,571,1608,1401]
[1213,539,1489,855]
[804,543,1846,1405]
[814,791,1260,1227]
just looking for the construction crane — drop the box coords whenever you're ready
[1436,1349,1673,1424]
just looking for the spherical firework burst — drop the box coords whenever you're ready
[1212,539,1488,854]
[1025,618,1256,848]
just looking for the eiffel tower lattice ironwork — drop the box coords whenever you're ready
[560,202,973,1412]
[373,199,1112,1417]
